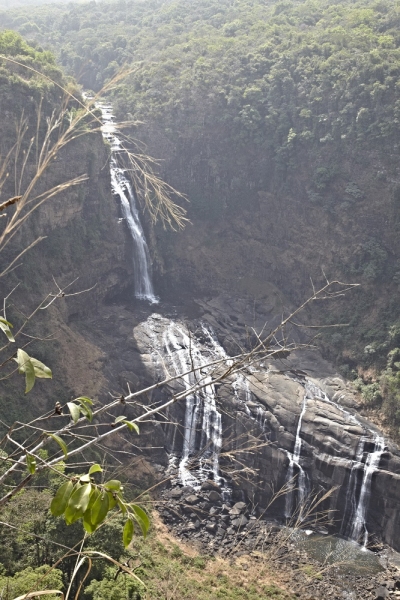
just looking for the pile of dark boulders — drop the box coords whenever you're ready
[155,480,400,600]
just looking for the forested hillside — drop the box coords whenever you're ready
[3,0,400,431]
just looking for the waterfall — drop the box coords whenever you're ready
[342,434,385,547]
[298,379,386,546]
[341,437,367,540]
[144,316,227,491]
[98,103,158,304]
[350,435,385,546]
[284,383,310,519]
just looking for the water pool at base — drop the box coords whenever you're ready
[291,530,384,576]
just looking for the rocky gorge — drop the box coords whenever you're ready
[61,102,400,566]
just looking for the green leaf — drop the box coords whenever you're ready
[15,349,30,373]
[123,519,134,548]
[83,510,96,534]
[114,415,126,424]
[26,453,36,475]
[0,317,14,342]
[14,350,51,393]
[0,317,13,328]
[82,488,101,534]
[117,496,127,515]
[79,404,93,422]
[50,480,74,517]
[30,357,52,379]
[114,416,139,434]
[91,491,109,526]
[107,491,117,510]
[124,421,140,434]
[131,504,150,538]
[15,350,35,393]
[48,434,68,458]
[76,396,93,406]
[80,474,91,483]
[89,464,102,475]
[67,402,80,424]
[87,487,100,512]
[103,479,121,492]
[24,361,35,393]
[64,483,93,525]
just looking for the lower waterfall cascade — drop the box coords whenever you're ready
[143,315,228,494]
[139,313,389,545]
[282,378,387,546]
[284,382,309,520]
[98,103,399,551]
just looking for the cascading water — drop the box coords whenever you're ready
[284,382,310,519]
[352,435,385,546]
[292,379,386,546]
[144,315,227,492]
[98,104,158,303]
[342,434,386,547]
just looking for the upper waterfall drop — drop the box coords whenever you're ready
[98,103,159,304]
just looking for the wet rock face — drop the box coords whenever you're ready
[219,369,400,549]
[132,312,400,551]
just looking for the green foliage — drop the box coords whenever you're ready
[84,567,142,600]
[0,29,63,94]
[114,415,140,434]
[0,317,14,342]
[1,0,399,153]
[67,396,93,424]
[0,565,63,600]
[14,348,52,394]
[50,466,150,540]
[345,181,364,200]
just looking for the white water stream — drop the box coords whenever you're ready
[286,378,386,546]
[144,316,228,492]
[98,104,158,303]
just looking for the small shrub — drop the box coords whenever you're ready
[345,181,364,199]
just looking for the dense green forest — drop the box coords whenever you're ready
[1,0,399,148]
[2,0,400,426]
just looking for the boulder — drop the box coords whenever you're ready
[231,515,248,529]
[208,490,223,503]
[169,488,183,499]
[201,480,221,492]
[184,494,200,505]
[209,506,220,516]
[206,522,217,533]
[220,514,230,523]
[375,587,390,599]
[230,501,247,516]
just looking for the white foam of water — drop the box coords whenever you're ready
[98,103,158,303]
